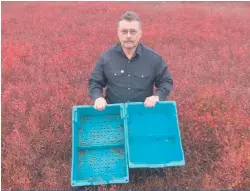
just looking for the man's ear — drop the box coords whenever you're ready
[139,29,142,38]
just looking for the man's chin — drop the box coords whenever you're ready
[123,43,135,49]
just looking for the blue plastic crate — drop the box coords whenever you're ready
[125,101,185,168]
[71,104,129,187]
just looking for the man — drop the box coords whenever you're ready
[88,11,173,111]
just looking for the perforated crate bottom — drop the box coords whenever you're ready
[79,115,124,146]
[73,148,128,186]
[72,107,129,186]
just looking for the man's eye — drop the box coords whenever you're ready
[130,30,137,34]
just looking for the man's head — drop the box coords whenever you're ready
[117,11,142,50]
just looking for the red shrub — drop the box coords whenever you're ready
[2,1,250,190]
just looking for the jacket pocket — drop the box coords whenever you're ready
[133,71,153,89]
[105,68,125,85]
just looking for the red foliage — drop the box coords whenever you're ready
[1,1,250,190]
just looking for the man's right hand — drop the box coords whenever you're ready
[94,97,107,111]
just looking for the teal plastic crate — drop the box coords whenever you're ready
[71,101,185,186]
[71,104,129,187]
[125,101,185,168]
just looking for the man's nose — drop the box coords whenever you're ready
[127,32,131,38]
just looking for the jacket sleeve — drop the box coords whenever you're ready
[88,55,107,102]
[153,57,173,100]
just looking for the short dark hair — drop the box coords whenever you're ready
[118,11,141,27]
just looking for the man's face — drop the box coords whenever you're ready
[117,20,142,50]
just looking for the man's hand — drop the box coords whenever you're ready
[94,97,107,111]
[144,96,160,107]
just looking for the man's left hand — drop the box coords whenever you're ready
[144,96,159,107]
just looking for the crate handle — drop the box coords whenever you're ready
[120,107,125,119]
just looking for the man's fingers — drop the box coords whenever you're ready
[144,98,156,107]
[93,97,107,111]
[150,99,156,107]
[94,104,101,111]
[97,104,103,111]
[96,103,106,111]
[100,104,106,111]
[147,102,154,107]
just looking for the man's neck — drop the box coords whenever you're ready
[122,47,136,60]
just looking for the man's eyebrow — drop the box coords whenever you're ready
[120,28,137,30]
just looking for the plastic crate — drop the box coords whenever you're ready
[71,104,129,187]
[125,101,185,168]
